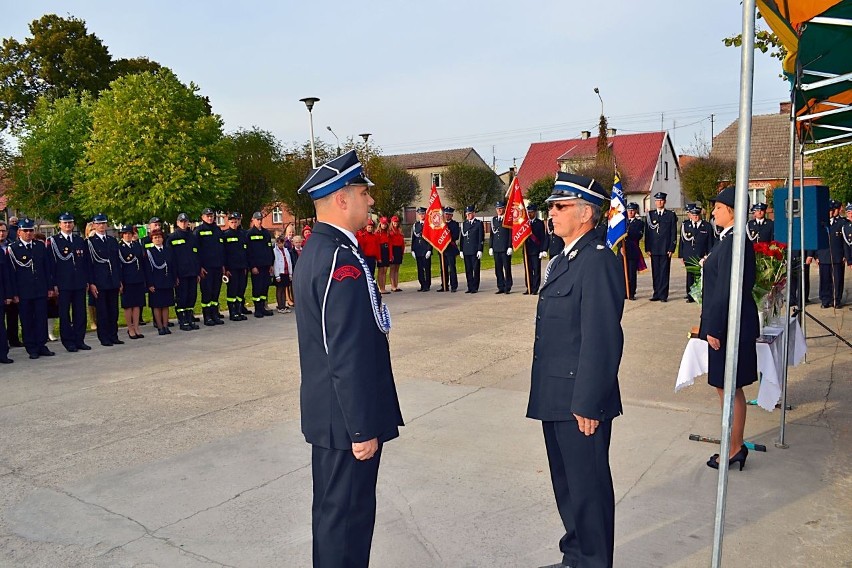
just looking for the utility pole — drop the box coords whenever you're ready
[711,114,716,148]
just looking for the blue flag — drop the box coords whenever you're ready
[605,173,626,250]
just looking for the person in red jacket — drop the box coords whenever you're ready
[388,215,405,292]
[374,217,392,293]
[356,219,379,277]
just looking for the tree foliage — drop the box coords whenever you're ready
[442,161,503,212]
[226,127,282,224]
[75,69,235,224]
[7,92,93,220]
[0,14,113,131]
[276,139,337,223]
[680,156,736,213]
[368,156,420,217]
[525,177,554,211]
[811,146,852,204]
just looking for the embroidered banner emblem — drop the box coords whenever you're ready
[332,265,362,281]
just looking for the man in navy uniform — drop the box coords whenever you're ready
[679,205,713,303]
[0,222,22,348]
[460,205,484,293]
[523,204,547,294]
[0,230,14,363]
[843,203,852,272]
[623,203,645,300]
[166,212,201,331]
[644,191,678,302]
[195,207,226,326]
[490,201,513,294]
[293,150,404,568]
[49,212,92,351]
[8,218,56,359]
[528,172,624,568]
[812,200,847,308]
[747,203,774,243]
[88,213,123,346]
[437,207,460,292]
[222,212,250,321]
[410,207,433,291]
[246,211,275,318]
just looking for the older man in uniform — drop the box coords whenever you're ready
[523,204,547,295]
[410,207,433,291]
[0,230,14,363]
[293,150,404,568]
[246,211,275,317]
[437,207,460,292]
[88,213,123,346]
[460,205,484,293]
[679,205,713,303]
[747,203,774,243]
[166,212,201,331]
[8,218,56,359]
[490,201,513,294]
[195,208,226,326]
[644,191,678,302]
[49,212,92,351]
[0,222,22,348]
[529,172,624,568]
[811,200,847,308]
[623,203,645,300]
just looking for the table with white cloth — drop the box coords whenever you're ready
[676,317,807,411]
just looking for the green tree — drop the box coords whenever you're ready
[7,92,93,220]
[276,140,337,224]
[811,146,852,204]
[525,177,554,211]
[680,156,736,214]
[75,69,235,224]
[112,56,165,79]
[0,14,113,131]
[368,155,420,217]
[226,127,282,223]
[442,162,503,212]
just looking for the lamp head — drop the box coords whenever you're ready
[299,97,320,112]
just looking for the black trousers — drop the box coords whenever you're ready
[685,269,697,300]
[543,420,615,568]
[626,257,638,299]
[5,301,20,344]
[58,287,87,348]
[226,268,247,303]
[175,276,198,315]
[201,268,223,310]
[494,251,513,292]
[818,262,845,306]
[95,287,120,343]
[312,445,382,568]
[415,255,431,290]
[440,253,458,291]
[0,303,7,359]
[524,250,541,293]
[19,297,48,355]
[463,254,481,292]
[250,267,271,302]
[650,254,672,300]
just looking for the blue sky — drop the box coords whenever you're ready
[1,1,791,170]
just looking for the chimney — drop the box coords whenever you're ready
[580,130,591,139]
[508,167,515,181]
[607,128,617,137]
[779,101,792,115]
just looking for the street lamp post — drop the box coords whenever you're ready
[299,97,320,168]
[326,126,341,156]
[359,132,372,157]
[594,87,604,118]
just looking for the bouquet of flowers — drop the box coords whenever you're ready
[752,240,788,321]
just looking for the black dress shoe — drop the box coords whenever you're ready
[650,297,660,301]
[685,298,695,303]
[100,341,113,347]
[451,288,457,293]
[505,290,511,294]
[629,296,636,300]
[9,341,23,348]
[112,338,125,345]
[65,345,78,353]
[29,353,40,360]
[464,290,471,294]
[158,327,169,336]
[38,347,55,356]
[470,290,478,294]
[821,303,830,308]
[436,288,445,292]
[0,357,13,364]
[660,298,668,303]
[76,343,92,351]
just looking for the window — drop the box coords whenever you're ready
[664,161,669,181]
[431,173,443,188]
[403,207,416,224]
[272,206,283,224]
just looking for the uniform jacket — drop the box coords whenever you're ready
[747,218,774,243]
[679,219,713,261]
[8,239,53,299]
[194,221,225,269]
[524,217,547,255]
[546,218,564,257]
[0,248,14,302]
[459,218,484,255]
[624,216,645,261]
[48,233,90,290]
[143,246,176,289]
[491,215,511,253]
[166,228,200,277]
[357,230,380,260]
[527,230,625,422]
[389,228,405,249]
[644,209,678,255]
[445,220,461,257]
[293,222,404,450]
[410,221,433,257]
[87,234,121,290]
[246,226,275,268]
[815,217,847,264]
[842,219,852,265]
[118,240,146,285]
[222,227,249,270]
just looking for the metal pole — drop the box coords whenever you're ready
[799,141,807,348]
[712,2,755,566]
[308,110,317,169]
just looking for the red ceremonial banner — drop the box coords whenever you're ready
[503,177,531,248]
[422,184,452,253]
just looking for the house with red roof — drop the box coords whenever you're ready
[516,131,684,213]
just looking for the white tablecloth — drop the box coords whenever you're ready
[675,318,807,411]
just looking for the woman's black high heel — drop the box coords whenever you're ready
[707,445,748,470]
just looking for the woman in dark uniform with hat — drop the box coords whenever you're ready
[143,229,176,336]
[118,226,146,339]
[699,186,759,471]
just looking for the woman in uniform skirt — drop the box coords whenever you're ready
[118,226,146,339]
[375,216,392,293]
[699,186,759,471]
[388,215,405,292]
[142,230,177,336]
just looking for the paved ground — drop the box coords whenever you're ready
[0,262,850,567]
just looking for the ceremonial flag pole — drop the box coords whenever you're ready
[504,177,533,292]
[422,184,452,290]
[606,172,629,294]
